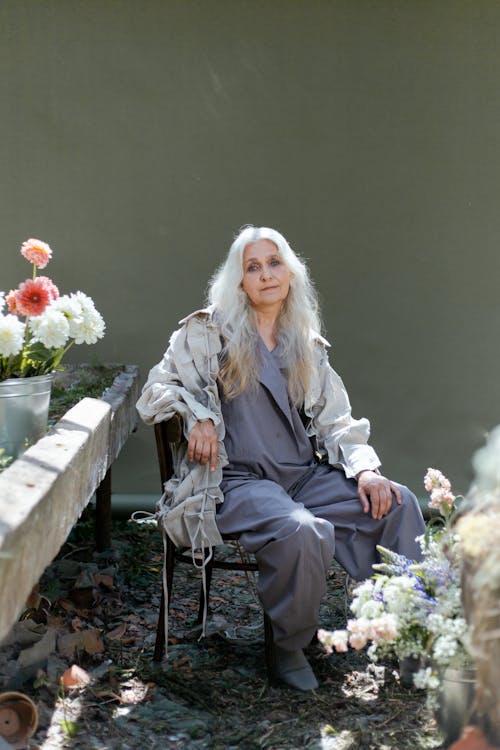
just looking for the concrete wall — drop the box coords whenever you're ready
[2,0,500,497]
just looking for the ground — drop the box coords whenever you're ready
[1,509,445,750]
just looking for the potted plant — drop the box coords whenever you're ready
[318,469,475,744]
[0,238,105,461]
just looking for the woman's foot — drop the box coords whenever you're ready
[275,646,319,691]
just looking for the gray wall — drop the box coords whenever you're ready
[2,0,500,497]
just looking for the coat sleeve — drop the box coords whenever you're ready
[136,326,221,438]
[308,344,381,479]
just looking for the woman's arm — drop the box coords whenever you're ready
[136,314,223,470]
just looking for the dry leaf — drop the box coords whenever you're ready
[69,586,95,609]
[94,573,114,589]
[58,628,105,658]
[46,615,66,629]
[25,583,41,609]
[106,622,127,641]
[61,664,92,689]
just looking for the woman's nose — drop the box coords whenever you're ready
[261,264,273,279]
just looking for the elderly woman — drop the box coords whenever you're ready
[136,226,425,691]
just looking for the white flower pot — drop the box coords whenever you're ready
[0,374,53,461]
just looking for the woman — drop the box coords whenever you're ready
[136,226,425,691]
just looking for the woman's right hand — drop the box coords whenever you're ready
[187,419,219,472]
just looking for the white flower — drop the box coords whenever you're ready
[0,314,25,356]
[29,308,70,349]
[356,599,385,619]
[53,294,84,338]
[433,634,459,663]
[77,307,105,345]
[66,292,105,345]
[413,666,440,691]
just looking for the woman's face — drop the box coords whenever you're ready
[241,239,291,312]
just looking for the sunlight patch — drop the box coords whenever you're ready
[320,725,355,749]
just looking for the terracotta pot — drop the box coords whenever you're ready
[0,691,38,749]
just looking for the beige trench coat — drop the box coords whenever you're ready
[136,306,381,551]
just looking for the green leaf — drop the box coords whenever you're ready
[61,720,79,738]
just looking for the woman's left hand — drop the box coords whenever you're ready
[357,470,402,520]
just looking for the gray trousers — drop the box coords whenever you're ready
[217,464,425,651]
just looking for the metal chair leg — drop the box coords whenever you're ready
[153,588,165,662]
[153,534,176,661]
[196,557,214,625]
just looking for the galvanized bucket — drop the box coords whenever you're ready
[436,664,477,744]
[0,374,53,462]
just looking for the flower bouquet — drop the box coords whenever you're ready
[318,469,471,707]
[0,238,105,380]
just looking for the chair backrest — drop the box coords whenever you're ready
[154,416,183,489]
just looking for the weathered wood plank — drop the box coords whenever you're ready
[0,365,141,644]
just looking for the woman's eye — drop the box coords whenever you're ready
[270,258,281,266]
[247,263,260,272]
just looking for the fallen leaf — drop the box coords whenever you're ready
[25,583,41,608]
[106,623,127,641]
[61,664,92,689]
[58,628,105,658]
[69,586,96,609]
[46,614,66,629]
[94,573,114,589]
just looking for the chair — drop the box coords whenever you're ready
[152,416,277,682]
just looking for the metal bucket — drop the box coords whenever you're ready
[0,374,53,461]
[436,665,477,745]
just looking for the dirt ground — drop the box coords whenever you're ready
[0,509,445,750]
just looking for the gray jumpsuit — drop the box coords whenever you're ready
[216,340,425,651]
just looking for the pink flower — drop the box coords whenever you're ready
[5,290,18,314]
[349,632,368,650]
[347,617,372,650]
[424,468,452,493]
[424,468,456,515]
[15,278,52,316]
[429,488,456,512]
[372,614,398,641]
[317,628,349,654]
[20,238,52,269]
[37,276,59,302]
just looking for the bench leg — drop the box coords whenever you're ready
[95,467,112,552]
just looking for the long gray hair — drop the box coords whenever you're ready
[208,226,322,404]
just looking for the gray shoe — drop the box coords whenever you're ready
[275,647,319,691]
